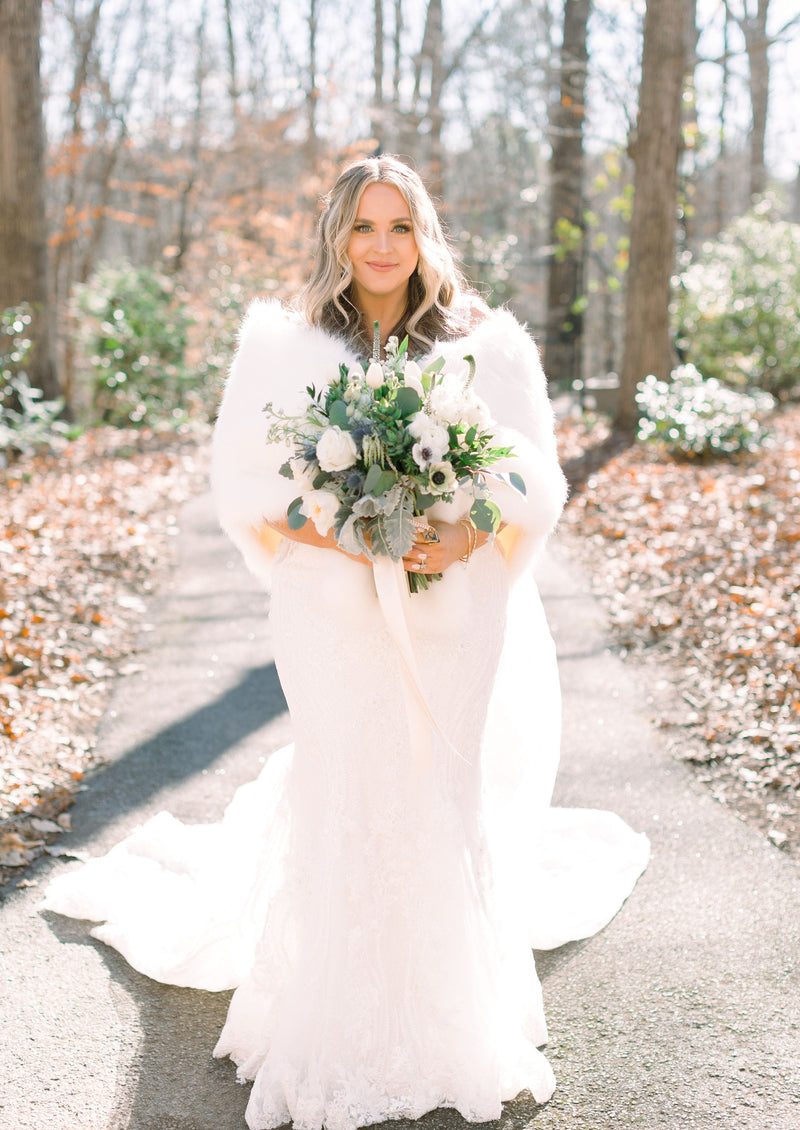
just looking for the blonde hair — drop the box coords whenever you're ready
[298,155,476,356]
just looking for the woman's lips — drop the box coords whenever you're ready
[367,262,396,272]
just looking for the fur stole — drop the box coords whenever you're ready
[210,300,567,584]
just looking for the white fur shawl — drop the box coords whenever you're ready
[210,300,567,583]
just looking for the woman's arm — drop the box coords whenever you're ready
[263,517,372,567]
[265,515,491,575]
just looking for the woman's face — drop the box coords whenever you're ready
[346,183,419,307]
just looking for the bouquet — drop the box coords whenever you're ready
[263,322,525,592]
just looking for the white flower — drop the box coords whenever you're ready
[408,412,450,468]
[402,360,425,398]
[348,363,365,383]
[316,425,358,472]
[365,361,384,389]
[289,456,316,491]
[327,365,342,385]
[300,489,340,536]
[427,373,468,426]
[427,461,457,495]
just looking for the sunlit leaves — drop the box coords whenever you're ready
[674,200,800,398]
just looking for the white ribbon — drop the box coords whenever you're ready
[372,557,465,775]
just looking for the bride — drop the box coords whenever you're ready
[44,155,649,1130]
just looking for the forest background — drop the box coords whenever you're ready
[1,0,799,880]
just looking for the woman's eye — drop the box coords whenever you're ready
[394,224,412,234]
[353,223,372,234]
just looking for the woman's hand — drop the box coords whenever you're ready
[402,521,487,575]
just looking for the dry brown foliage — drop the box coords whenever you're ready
[558,406,800,858]
[0,428,207,885]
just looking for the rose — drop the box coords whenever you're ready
[365,361,384,389]
[408,412,449,469]
[301,489,340,535]
[316,425,358,472]
[427,461,457,495]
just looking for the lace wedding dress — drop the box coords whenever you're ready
[43,302,649,1130]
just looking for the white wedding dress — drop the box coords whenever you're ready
[43,302,649,1130]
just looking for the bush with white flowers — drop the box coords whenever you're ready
[636,364,774,458]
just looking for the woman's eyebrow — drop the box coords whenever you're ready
[354,215,413,223]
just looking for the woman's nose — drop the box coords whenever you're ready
[374,229,391,251]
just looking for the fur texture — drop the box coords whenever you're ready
[211,300,567,584]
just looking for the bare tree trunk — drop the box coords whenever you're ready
[714,5,731,234]
[224,0,240,127]
[174,1,208,272]
[372,0,384,143]
[617,0,696,430]
[0,0,60,400]
[742,0,770,198]
[411,0,445,194]
[306,0,319,161]
[391,0,403,147]
[544,0,590,387]
[51,0,103,404]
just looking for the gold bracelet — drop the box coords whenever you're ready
[458,518,477,563]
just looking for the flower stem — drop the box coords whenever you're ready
[372,320,381,363]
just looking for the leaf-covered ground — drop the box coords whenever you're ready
[557,405,800,859]
[0,429,208,885]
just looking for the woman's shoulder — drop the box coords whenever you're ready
[449,300,542,371]
[236,299,354,360]
[238,297,303,339]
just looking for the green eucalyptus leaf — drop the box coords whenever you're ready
[395,386,421,417]
[287,497,307,530]
[363,463,382,493]
[279,461,294,479]
[373,468,397,494]
[327,399,349,428]
[470,498,501,533]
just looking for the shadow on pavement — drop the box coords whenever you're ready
[61,662,287,848]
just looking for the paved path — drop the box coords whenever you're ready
[1,492,798,1130]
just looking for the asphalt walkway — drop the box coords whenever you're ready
[1,491,798,1130]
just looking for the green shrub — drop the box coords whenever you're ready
[1,305,69,463]
[636,364,774,458]
[673,199,800,399]
[72,262,193,426]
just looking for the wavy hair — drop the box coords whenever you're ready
[297,156,477,356]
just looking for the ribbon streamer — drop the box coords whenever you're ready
[372,557,467,775]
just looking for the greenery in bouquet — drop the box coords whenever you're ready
[264,322,524,592]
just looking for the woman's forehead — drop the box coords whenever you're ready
[356,183,411,216]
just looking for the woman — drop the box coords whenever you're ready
[45,156,649,1130]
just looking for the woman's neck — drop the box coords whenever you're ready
[351,288,408,348]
